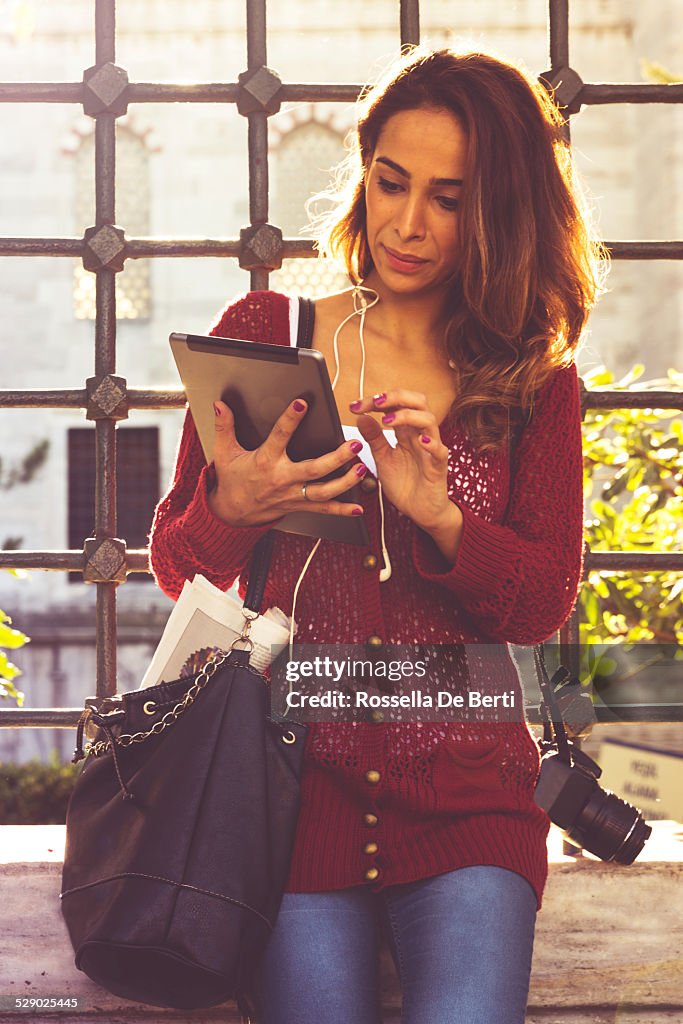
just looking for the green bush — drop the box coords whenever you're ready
[581,365,683,650]
[0,753,79,824]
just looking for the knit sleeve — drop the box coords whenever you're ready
[148,291,291,601]
[411,363,585,645]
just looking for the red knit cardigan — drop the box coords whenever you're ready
[149,290,585,909]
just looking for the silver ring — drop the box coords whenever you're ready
[302,483,310,501]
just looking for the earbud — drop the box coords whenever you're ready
[379,556,392,583]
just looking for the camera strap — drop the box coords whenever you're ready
[507,406,592,762]
[533,644,572,762]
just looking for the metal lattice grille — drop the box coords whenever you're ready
[0,0,682,733]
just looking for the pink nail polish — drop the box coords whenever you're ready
[421,435,431,444]
[351,507,364,516]
[373,393,387,405]
[382,413,395,424]
[213,402,221,417]
[350,399,362,411]
[355,464,367,478]
[293,400,306,412]
[350,440,363,454]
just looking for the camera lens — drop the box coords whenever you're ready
[569,787,652,864]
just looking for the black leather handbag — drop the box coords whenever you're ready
[60,532,307,1013]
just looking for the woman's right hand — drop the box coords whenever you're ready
[206,399,367,526]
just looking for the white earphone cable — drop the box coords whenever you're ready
[286,282,391,687]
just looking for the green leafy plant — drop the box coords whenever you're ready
[580,364,683,650]
[0,609,28,706]
[0,438,49,705]
[0,752,80,824]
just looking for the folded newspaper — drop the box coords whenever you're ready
[139,574,294,689]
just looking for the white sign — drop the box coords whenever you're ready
[598,739,683,822]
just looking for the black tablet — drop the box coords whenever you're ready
[169,332,369,546]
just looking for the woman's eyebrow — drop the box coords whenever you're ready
[375,155,463,187]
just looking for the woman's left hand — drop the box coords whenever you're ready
[350,389,454,533]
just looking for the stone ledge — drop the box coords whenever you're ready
[0,824,681,1022]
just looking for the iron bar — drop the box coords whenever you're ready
[3,237,682,261]
[548,0,569,70]
[586,553,683,573]
[560,606,581,680]
[92,2,120,701]
[0,238,83,256]
[0,390,87,409]
[603,241,683,260]
[586,390,683,412]
[245,0,269,290]
[127,238,242,258]
[95,421,116,538]
[0,389,184,409]
[248,116,269,227]
[582,83,683,105]
[526,704,683,725]
[95,0,116,66]
[1,703,681,728]
[1,387,679,412]
[95,115,116,226]
[246,0,267,69]
[0,550,150,573]
[0,710,83,728]
[0,84,83,102]
[96,583,118,698]
[94,272,117,376]
[1,549,681,575]
[400,0,420,47]
[2,82,681,108]
[129,83,240,102]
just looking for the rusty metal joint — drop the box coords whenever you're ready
[539,66,585,115]
[239,223,284,271]
[83,537,128,584]
[86,374,129,421]
[82,224,127,272]
[236,66,283,116]
[82,62,130,117]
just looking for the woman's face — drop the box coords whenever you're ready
[364,106,467,301]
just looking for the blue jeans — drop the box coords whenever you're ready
[252,866,537,1024]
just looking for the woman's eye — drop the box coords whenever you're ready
[377,176,403,194]
[436,196,459,212]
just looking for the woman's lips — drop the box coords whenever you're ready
[383,245,429,274]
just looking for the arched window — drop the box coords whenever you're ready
[271,120,349,297]
[73,125,151,319]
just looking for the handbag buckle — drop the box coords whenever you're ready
[229,608,259,654]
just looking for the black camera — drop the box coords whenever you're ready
[534,741,652,864]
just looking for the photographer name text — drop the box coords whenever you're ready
[284,689,516,710]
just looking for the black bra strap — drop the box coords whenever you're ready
[296,296,315,349]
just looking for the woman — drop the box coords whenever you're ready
[150,47,604,1024]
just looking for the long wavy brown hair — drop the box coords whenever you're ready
[315,47,608,452]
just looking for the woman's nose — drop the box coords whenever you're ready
[395,195,427,241]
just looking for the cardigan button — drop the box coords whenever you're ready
[365,769,381,784]
[363,813,379,827]
[369,709,384,723]
[362,553,378,570]
[363,842,379,855]
[360,475,377,493]
[366,635,382,648]
[365,867,380,882]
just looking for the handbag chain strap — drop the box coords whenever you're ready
[80,532,277,760]
[85,646,245,758]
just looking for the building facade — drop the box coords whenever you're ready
[0,0,680,760]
